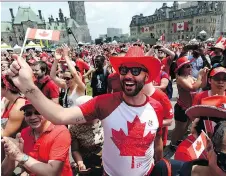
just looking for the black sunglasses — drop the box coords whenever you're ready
[212,75,226,82]
[119,66,148,76]
[214,149,226,172]
[24,110,40,117]
[63,77,72,81]
[184,64,191,69]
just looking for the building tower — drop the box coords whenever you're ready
[68,1,87,25]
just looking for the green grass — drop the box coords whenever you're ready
[86,81,92,96]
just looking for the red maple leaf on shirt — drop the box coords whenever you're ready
[111,116,155,168]
[39,31,49,37]
[195,141,202,151]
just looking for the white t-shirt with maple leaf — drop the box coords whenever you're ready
[79,92,163,176]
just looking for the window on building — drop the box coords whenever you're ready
[178,35,180,39]
[6,27,10,31]
[62,34,65,38]
[19,36,23,40]
[182,35,184,39]
[191,27,193,32]
[9,36,12,41]
[196,19,198,23]
[18,28,21,32]
[54,26,57,30]
[1,38,3,42]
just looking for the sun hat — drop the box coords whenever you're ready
[185,96,226,121]
[109,46,161,83]
[174,56,191,72]
[213,42,225,50]
[209,66,226,77]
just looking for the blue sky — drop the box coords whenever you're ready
[1,2,176,40]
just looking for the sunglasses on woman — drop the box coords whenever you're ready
[184,64,191,69]
[119,66,148,76]
[214,149,226,172]
[63,77,72,81]
[212,75,226,81]
[24,111,40,117]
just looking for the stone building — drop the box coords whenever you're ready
[129,1,226,42]
[1,1,91,47]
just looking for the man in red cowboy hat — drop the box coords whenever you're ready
[6,46,164,176]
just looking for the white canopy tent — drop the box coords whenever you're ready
[199,30,207,34]
[112,40,118,45]
[13,44,21,49]
[1,43,12,51]
[206,37,215,42]
[25,41,42,49]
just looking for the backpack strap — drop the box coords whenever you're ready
[161,158,172,176]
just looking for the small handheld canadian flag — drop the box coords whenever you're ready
[187,131,208,159]
[19,28,60,57]
[26,28,60,41]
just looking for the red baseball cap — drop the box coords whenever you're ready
[210,67,226,77]
[20,100,33,111]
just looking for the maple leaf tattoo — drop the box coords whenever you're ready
[111,116,155,169]
[195,141,202,151]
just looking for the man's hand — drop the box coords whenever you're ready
[62,44,70,57]
[77,161,86,171]
[55,48,63,61]
[6,54,34,93]
[2,136,24,162]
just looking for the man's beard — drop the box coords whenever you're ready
[121,77,145,97]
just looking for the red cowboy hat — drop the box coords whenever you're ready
[186,96,226,121]
[109,46,161,83]
[209,66,226,77]
[174,56,191,72]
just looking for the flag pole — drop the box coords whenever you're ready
[19,28,30,57]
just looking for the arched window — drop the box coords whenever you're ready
[1,38,3,41]
[9,36,12,41]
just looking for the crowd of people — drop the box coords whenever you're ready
[1,38,226,176]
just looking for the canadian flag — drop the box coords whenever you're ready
[204,120,216,134]
[160,33,165,41]
[26,28,60,41]
[173,22,188,32]
[216,36,226,47]
[141,27,149,33]
[187,131,208,159]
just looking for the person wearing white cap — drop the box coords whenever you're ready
[211,42,225,66]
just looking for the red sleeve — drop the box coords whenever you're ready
[174,147,193,162]
[81,61,90,71]
[192,91,207,106]
[161,94,173,119]
[149,98,164,136]
[48,81,59,99]
[160,71,169,80]
[49,129,71,161]
[79,93,122,121]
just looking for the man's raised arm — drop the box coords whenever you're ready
[7,55,86,125]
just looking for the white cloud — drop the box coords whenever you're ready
[1,1,176,40]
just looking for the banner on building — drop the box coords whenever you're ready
[141,27,150,33]
[173,22,188,32]
[27,28,60,41]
